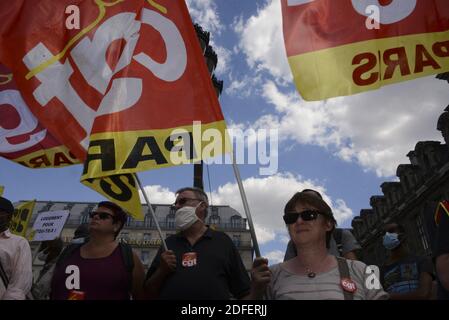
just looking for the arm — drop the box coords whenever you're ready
[143,250,176,299]
[388,271,433,300]
[3,238,33,300]
[243,257,271,300]
[436,254,449,291]
[342,230,361,260]
[130,250,145,300]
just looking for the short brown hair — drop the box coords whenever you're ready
[97,201,127,238]
[284,192,337,248]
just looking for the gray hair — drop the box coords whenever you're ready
[175,187,209,204]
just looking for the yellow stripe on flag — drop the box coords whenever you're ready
[82,120,231,180]
[289,31,449,101]
[0,186,4,196]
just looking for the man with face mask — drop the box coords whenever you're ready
[144,187,262,299]
[380,222,434,299]
[0,196,33,300]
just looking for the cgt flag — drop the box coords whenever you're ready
[0,64,79,168]
[10,200,36,237]
[0,0,230,220]
[281,0,449,101]
[0,186,3,196]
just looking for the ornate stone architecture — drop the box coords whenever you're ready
[351,80,449,266]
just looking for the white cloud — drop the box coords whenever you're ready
[234,0,291,83]
[210,172,353,237]
[264,250,285,265]
[213,44,232,76]
[141,173,352,246]
[186,0,224,34]
[139,185,175,204]
[234,0,449,177]
[253,78,448,177]
[278,234,291,245]
[254,224,276,244]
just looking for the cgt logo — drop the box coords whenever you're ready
[288,0,417,25]
[22,6,187,151]
[0,89,46,153]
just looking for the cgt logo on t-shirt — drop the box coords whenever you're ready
[181,252,197,268]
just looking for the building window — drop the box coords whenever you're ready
[209,215,220,226]
[166,213,175,229]
[80,213,89,224]
[416,214,430,253]
[144,214,152,228]
[232,234,241,247]
[143,233,151,241]
[141,250,150,265]
[126,216,132,227]
[231,215,242,229]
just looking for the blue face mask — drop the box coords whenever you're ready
[383,232,401,250]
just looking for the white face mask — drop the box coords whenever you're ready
[175,202,202,231]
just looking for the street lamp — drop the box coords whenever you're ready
[193,25,223,191]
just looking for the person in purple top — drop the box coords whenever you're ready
[50,201,145,300]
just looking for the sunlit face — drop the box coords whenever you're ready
[287,202,333,248]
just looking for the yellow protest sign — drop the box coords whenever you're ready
[10,200,36,237]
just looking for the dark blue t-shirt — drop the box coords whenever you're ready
[381,255,433,294]
[436,210,449,300]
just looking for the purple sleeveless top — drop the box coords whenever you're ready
[51,245,131,300]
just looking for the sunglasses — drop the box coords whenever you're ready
[89,211,114,220]
[174,197,202,206]
[283,210,322,224]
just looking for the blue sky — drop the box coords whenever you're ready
[1,0,449,264]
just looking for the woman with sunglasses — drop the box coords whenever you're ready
[254,192,389,300]
[50,201,145,300]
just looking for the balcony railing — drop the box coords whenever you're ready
[64,218,248,231]
[61,236,252,249]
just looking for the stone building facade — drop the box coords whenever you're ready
[351,80,449,266]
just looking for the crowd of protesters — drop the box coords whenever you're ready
[1,188,448,300]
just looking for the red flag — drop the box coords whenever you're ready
[0,0,229,218]
[0,63,78,168]
[281,0,449,100]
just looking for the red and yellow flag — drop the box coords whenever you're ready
[281,0,449,101]
[0,0,230,219]
[0,64,79,168]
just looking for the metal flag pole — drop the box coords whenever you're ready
[134,173,168,252]
[230,150,261,258]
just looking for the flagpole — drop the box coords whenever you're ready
[134,173,168,252]
[230,151,261,258]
